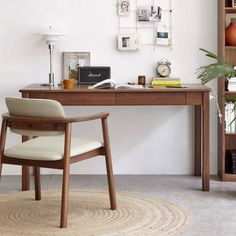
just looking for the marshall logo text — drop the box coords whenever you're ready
[88,73,101,78]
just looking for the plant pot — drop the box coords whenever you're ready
[226,18,236,46]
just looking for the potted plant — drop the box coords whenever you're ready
[196,48,236,88]
[197,48,236,125]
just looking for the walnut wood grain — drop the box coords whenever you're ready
[217,0,236,181]
[0,110,116,228]
[20,83,211,93]
[22,135,30,191]
[46,92,116,105]
[195,106,202,177]
[21,91,30,191]
[202,92,210,191]
[186,92,203,105]
[102,117,117,210]
[34,167,41,201]
[19,83,210,191]
[0,119,7,178]
[3,112,109,124]
[116,92,185,105]
[60,123,71,228]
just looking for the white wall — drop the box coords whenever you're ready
[0,0,218,175]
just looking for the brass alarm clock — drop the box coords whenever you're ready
[156,59,171,77]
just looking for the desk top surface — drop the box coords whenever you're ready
[20,83,211,93]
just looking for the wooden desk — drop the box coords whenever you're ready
[20,84,210,191]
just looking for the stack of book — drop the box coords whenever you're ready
[226,150,236,174]
[228,77,236,91]
[225,102,236,133]
[151,77,182,86]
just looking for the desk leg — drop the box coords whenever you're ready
[22,136,30,191]
[202,92,210,191]
[195,105,202,176]
[21,92,30,191]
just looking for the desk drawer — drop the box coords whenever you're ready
[116,93,185,105]
[28,92,46,99]
[46,92,115,105]
[186,92,203,105]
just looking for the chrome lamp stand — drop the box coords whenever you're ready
[48,43,55,86]
[41,27,65,87]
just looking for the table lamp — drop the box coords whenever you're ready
[41,26,65,87]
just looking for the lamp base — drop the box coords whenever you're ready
[40,83,60,87]
[40,73,60,87]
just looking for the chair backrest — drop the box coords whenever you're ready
[5,97,66,136]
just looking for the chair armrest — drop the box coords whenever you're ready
[2,112,109,124]
[2,113,68,124]
[67,112,109,123]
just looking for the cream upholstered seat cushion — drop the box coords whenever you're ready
[4,136,103,161]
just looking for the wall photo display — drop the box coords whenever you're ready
[118,34,140,51]
[117,0,172,49]
[63,52,90,81]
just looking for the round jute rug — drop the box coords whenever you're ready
[0,189,191,235]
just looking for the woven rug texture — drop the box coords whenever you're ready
[0,189,191,235]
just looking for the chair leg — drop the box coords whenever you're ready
[60,167,70,228]
[34,167,41,201]
[105,153,117,210]
[102,117,117,210]
[0,164,2,180]
[0,119,7,181]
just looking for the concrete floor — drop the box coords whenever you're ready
[1,175,236,236]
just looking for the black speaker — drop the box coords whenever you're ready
[78,66,111,84]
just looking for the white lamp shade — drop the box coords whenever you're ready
[42,33,65,45]
[41,26,66,45]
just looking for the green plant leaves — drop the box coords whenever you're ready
[196,48,236,84]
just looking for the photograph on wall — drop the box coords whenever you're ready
[137,6,150,21]
[156,31,170,45]
[118,34,140,51]
[118,0,130,16]
[63,52,90,81]
[150,6,162,22]
[137,6,162,22]
[156,24,170,45]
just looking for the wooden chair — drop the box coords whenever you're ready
[0,97,117,228]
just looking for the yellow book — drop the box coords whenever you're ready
[151,80,182,86]
[152,77,180,81]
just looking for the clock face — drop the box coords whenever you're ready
[157,64,171,77]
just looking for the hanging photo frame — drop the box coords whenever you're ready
[118,0,130,16]
[137,6,162,22]
[118,34,140,51]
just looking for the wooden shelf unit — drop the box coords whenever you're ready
[218,0,236,181]
[225,46,236,49]
[226,133,236,136]
[225,91,236,95]
[225,7,236,13]
[224,173,236,181]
